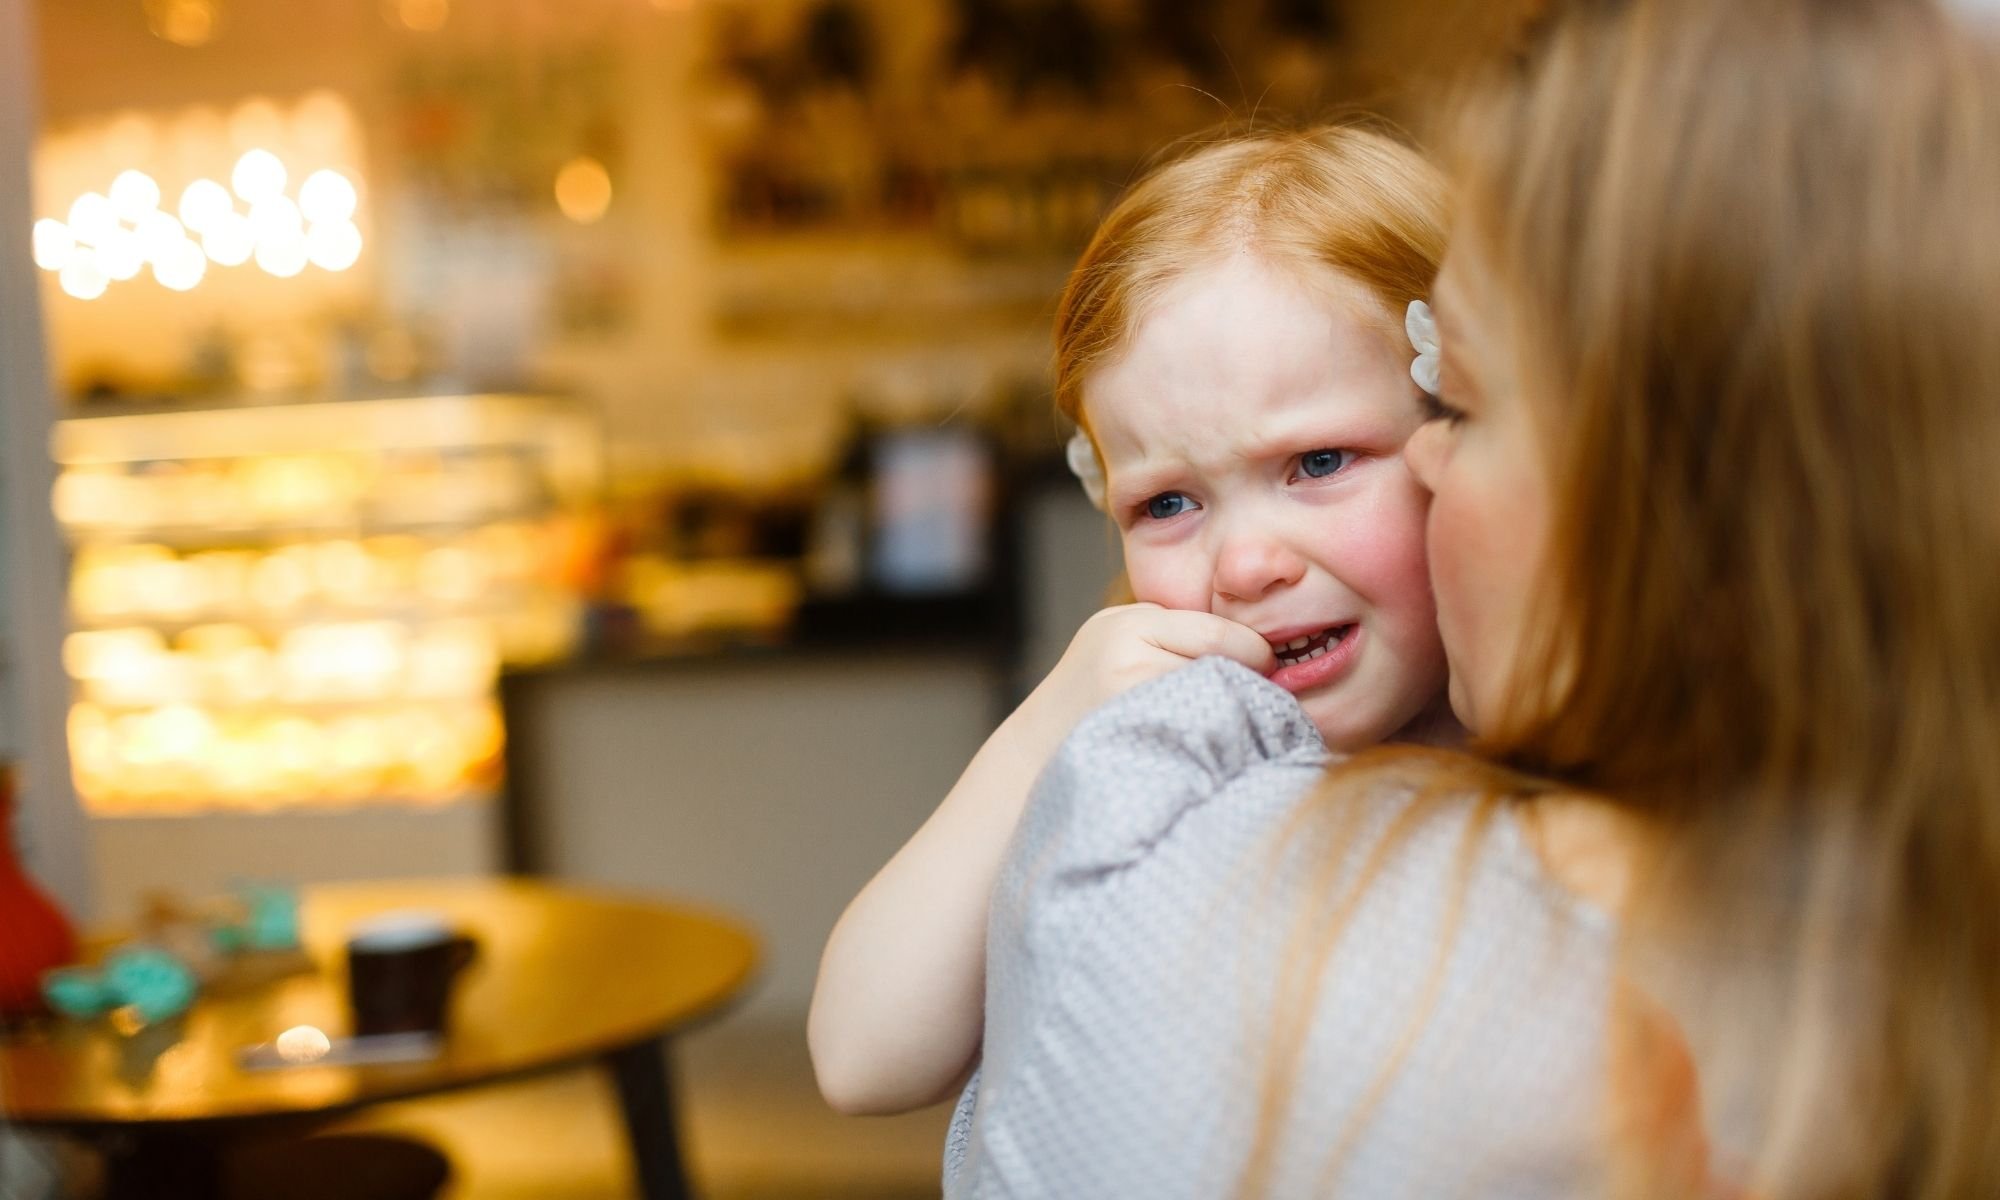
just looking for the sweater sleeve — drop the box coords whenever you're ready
[945,658,1333,1197]
[1013,656,1329,883]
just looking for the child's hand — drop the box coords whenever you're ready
[810,604,1270,1116]
[1026,603,1277,734]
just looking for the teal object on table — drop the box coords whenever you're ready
[242,884,300,951]
[42,966,113,1019]
[210,882,301,954]
[103,947,199,1024]
[42,946,200,1026]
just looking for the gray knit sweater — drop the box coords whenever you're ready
[944,658,1615,1199]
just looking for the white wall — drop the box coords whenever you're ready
[506,652,1005,1023]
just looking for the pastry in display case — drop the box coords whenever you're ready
[51,392,599,817]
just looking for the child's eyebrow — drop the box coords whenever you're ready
[1104,460,1186,505]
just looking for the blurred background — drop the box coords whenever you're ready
[0,1,1531,1196]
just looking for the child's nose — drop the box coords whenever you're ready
[1213,531,1307,604]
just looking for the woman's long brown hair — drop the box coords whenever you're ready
[1257,1,2000,1196]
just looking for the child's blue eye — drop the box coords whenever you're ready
[1299,449,1352,478]
[1145,493,1192,520]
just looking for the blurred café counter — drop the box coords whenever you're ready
[50,388,1112,1017]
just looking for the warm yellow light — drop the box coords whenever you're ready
[153,704,216,761]
[135,210,186,262]
[249,552,309,612]
[67,192,119,246]
[202,211,256,266]
[32,219,74,271]
[391,0,450,32]
[93,231,146,282]
[231,148,287,203]
[178,178,233,233]
[554,156,612,224]
[305,220,362,272]
[298,169,358,224]
[228,98,285,151]
[254,232,308,277]
[249,196,303,243]
[145,0,219,47]
[292,91,358,157]
[153,238,207,291]
[108,170,162,220]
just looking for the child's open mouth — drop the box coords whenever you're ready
[1272,624,1355,668]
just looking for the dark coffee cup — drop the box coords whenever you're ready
[345,911,478,1038]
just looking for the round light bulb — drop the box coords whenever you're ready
[249,195,303,242]
[60,260,109,300]
[108,170,163,220]
[202,211,256,266]
[67,192,119,246]
[554,156,612,224]
[231,148,287,203]
[153,238,207,291]
[298,169,358,225]
[178,178,234,234]
[305,220,362,272]
[254,232,308,277]
[135,210,187,263]
[32,219,75,271]
[94,230,146,282]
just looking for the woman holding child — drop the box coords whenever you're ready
[814,0,2000,1195]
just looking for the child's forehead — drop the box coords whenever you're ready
[1151,251,1397,328]
[1087,259,1410,422]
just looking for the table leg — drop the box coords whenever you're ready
[605,1036,693,1200]
[100,1129,224,1200]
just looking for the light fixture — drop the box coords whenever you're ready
[305,220,363,272]
[298,169,358,225]
[178,178,233,233]
[554,156,612,224]
[59,260,109,301]
[254,233,308,278]
[36,95,371,296]
[389,0,450,32]
[202,211,256,266]
[108,170,162,221]
[153,238,208,291]
[32,219,75,271]
[231,148,287,204]
[67,193,119,246]
[144,0,220,48]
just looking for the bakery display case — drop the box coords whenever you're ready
[51,392,599,817]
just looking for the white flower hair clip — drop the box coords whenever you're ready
[1065,431,1107,510]
[1406,299,1441,395]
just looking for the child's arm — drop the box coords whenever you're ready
[808,604,1274,1115]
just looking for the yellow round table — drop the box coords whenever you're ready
[0,878,760,1200]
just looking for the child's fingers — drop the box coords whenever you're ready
[1133,609,1277,672]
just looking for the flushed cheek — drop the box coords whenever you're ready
[1122,543,1214,613]
[1317,486,1438,629]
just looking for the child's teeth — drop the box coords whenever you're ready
[1287,636,1309,650]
